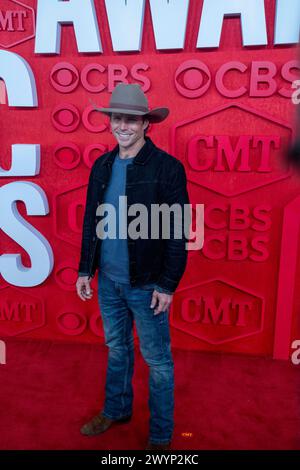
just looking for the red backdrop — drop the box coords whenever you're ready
[0,0,299,360]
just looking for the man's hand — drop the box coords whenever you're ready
[76,275,93,301]
[150,290,173,315]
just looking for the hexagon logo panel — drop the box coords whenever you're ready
[171,278,264,345]
[54,184,87,248]
[0,0,35,48]
[170,103,292,197]
[0,286,45,336]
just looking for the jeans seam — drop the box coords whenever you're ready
[122,318,129,414]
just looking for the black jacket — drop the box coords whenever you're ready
[78,137,190,293]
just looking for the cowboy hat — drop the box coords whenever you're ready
[91,83,169,123]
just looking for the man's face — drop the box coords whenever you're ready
[110,113,149,152]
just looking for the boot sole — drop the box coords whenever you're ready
[80,414,132,436]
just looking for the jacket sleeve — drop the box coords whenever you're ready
[78,164,97,277]
[153,284,174,295]
[156,161,191,293]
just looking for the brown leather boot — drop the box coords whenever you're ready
[80,412,132,436]
[145,440,171,451]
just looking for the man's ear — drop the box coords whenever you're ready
[143,118,150,130]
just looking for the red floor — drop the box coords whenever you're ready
[0,338,300,450]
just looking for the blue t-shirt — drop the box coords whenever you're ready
[99,153,134,283]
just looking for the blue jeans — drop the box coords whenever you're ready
[98,271,174,444]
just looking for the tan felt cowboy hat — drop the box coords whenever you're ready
[92,83,169,123]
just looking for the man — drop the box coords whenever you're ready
[76,84,190,450]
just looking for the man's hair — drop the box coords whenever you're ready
[143,117,150,135]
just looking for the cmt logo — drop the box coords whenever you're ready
[181,296,253,326]
[0,301,36,322]
[0,286,45,336]
[171,103,292,197]
[0,9,27,31]
[188,135,279,173]
[0,0,35,49]
[171,279,264,344]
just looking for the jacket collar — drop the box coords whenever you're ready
[100,136,156,167]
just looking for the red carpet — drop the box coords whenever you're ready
[0,338,299,450]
